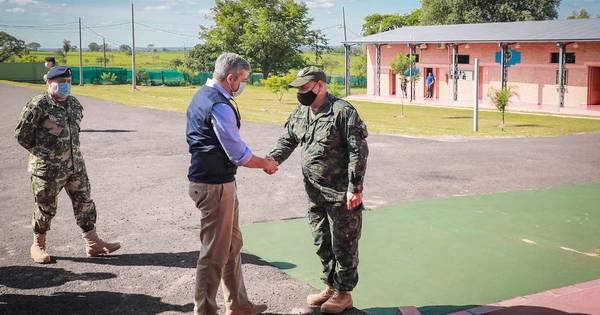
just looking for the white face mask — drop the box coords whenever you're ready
[232,82,246,98]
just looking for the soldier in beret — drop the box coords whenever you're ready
[15,66,121,264]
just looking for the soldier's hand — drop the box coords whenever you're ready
[346,192,362,211]
[263,158,279,175]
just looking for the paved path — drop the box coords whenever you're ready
[1,83,600,314]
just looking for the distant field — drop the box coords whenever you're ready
[16,50,352,75]
[21,50,186,69]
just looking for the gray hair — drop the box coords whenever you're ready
[213,52,251,81]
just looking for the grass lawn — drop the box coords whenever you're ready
[242,183,600,314]
[3,80,600,137]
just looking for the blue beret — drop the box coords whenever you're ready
[47,66,72,80]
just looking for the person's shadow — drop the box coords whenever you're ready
[54,251,296,270]
[0,291,194,315]
[0,265,116,290]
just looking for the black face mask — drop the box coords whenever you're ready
[297,83,319,106]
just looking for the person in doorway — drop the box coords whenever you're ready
[426,72,435,98]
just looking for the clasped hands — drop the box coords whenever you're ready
[263,156,278,175]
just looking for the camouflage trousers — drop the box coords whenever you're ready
[307,199,362,292]
[30,171,97,234]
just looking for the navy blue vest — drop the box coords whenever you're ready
[186,85,241,184]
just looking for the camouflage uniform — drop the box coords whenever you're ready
[269,94,368,291]
[15,91,96,234]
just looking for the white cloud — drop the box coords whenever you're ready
[5,7,25,13]
[305,0,336,8]
[8,0,38,4]
[144,5,170,11]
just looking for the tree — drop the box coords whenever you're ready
[420,0,560,25]
[26,42,41,51]
[62,39,72,54]
[488,86,518,129]
[0,32,27,62]
[88,42,101,52]
[567,9,590,19]
[308,29,330,64]
[185,0,315,78]
[263,73,295,102]
[390,53,417,117]
[119,44,132,53]
[362,9,421,36]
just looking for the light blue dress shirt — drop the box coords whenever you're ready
[205,79,253,166]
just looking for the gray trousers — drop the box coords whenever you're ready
[189,181,249,315]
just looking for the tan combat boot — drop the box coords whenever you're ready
[82,228,121,257]
[30,233,51,264]
[226,303,268,315]
[320,290,353,313]
[307,285,335,306]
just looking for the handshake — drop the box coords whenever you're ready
[263,156,279,175]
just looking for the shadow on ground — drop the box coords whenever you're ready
[0,266,116,289]
[0,291,193,315]
[53,251,291,269]
[80,129,136,133]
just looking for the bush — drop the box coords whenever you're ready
[328,78,342,97]
[264,73,295,102]
[488,86,518,129]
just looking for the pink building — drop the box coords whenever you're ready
[345,19,600,112]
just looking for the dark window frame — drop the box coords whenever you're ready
[457,54,470,64]
[550,52,576,64]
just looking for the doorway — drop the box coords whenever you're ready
[588,67,600,106]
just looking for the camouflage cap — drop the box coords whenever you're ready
[288,66,326,87]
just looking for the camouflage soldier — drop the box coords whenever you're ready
[15,66,120,264]
[268,67,368,313]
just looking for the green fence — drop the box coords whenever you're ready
[0,63,368,88]
[0,63,47,82]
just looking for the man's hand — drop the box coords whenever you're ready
[263,156,279,175]
[346,191,362,211]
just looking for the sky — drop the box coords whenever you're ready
[1,0,599,49]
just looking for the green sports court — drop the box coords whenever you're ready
[242,184,600,315]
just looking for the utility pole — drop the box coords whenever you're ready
[131,2,137,90]
[343,6,350,96]
[78,17,83,86]
[102,38,107,68]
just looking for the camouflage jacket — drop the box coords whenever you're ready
[269,94,369,202]
[15,91,86,178]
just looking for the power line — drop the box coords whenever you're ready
[134,22,198,38]
[84,22,130,29]
[82,23,127,47]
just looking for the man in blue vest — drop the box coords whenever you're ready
[186,52,276,315]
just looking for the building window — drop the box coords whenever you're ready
[555,70,568,85]
[406,54,420,63]
[550,52,576,64]
[457,55,470,64]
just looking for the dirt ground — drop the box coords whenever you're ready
[1,83,600,314]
